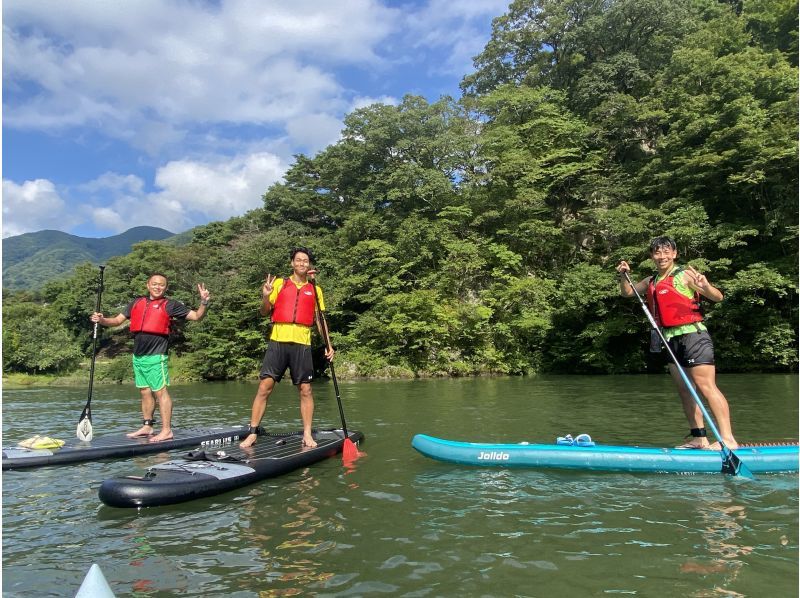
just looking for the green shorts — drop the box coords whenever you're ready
[132,354,170,391]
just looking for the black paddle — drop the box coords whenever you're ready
[622,271,753,479]
[77,265,105,441]
[308,272,361,462]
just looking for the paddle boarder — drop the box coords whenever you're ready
[240,247,335,449]
[90,273,210,442]
[617,236,739,450]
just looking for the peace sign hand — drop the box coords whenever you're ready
[262,274,277,299]
[197,283,211,302]
[683,266,709,292]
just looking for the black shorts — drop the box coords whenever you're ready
[259,341,314,385]
[667,329,715,368]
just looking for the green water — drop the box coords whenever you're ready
[2,375,798,597]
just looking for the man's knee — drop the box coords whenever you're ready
[256,377,275,397]
[694,380,721,398]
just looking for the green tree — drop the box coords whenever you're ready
[3,302,82,373]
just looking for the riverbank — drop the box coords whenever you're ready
[2,354,426,388]
[3,354,199,388]
[5,354,793,388]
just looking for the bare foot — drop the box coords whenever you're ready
[675,437,710,449]
[149,430,173,443]
[302,434,317,448]
[127,425,154,438]
[239,433,258,448]
[708,440,739,451]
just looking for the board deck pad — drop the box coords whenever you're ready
[99,428,364,508]
[2,425,248,470]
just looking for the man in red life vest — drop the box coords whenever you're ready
[617,236,738,450]
[240,247,335,449]
[90,273,210,442]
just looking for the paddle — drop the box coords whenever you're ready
[308,272,361,462]
[77,265,105,441]
[622,271,753,479]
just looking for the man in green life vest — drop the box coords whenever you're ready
[617,236,739,450]
[240,247,335,449]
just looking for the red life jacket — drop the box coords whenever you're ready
[129,297,171,335]
[647,269,703,328]
[271,278,317,326]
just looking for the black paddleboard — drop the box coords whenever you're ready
[99,428,365,508]
[3,425,248,470]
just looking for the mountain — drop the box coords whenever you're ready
[2,226,176,290]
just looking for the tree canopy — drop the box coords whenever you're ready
[4,0,797,379]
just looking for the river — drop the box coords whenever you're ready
[2,374,798,596]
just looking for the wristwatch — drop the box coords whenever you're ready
[201,299,210,306]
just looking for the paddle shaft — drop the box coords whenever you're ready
[622,271,727,438]
[80,266,105,422]
[622,271,751,477]
[309,277,349,438]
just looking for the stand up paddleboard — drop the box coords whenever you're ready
[412,434,799,474]
[99,428,364,508]
[3,425,249,470]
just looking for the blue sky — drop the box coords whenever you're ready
[2,0,508,239]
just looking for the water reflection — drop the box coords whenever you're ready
[228,471,354,595]
[412,466,798,596]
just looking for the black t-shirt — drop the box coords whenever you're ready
[123,297,191,356]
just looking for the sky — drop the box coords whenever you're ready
[2,0,509,239]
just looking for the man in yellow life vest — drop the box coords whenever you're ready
[240,247,335,449]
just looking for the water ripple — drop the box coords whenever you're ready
[3,377,798,596]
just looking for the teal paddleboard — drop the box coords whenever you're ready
[412,434,798,474]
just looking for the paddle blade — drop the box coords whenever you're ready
[77,417,93,442]
[342,438,363,464]
[720,447,754,479]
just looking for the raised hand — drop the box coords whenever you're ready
[197,283,211,302]
[262,274,277,299]
[683,266,709,292]
[616,260,631,275]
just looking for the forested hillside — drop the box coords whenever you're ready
[2,226,175,290]
[3,0,797,380]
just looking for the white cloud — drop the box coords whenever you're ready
[350,95,400,111]
[153,152,286,219]
[1,179,80,237]
[90,207,128,233]
[285,113,346,154]
[3,0,399,153]
[79,173,145,195]
[1,151,289,238]
[2,1,508,238]
[404,0,509,76]
[81,152,288,234]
